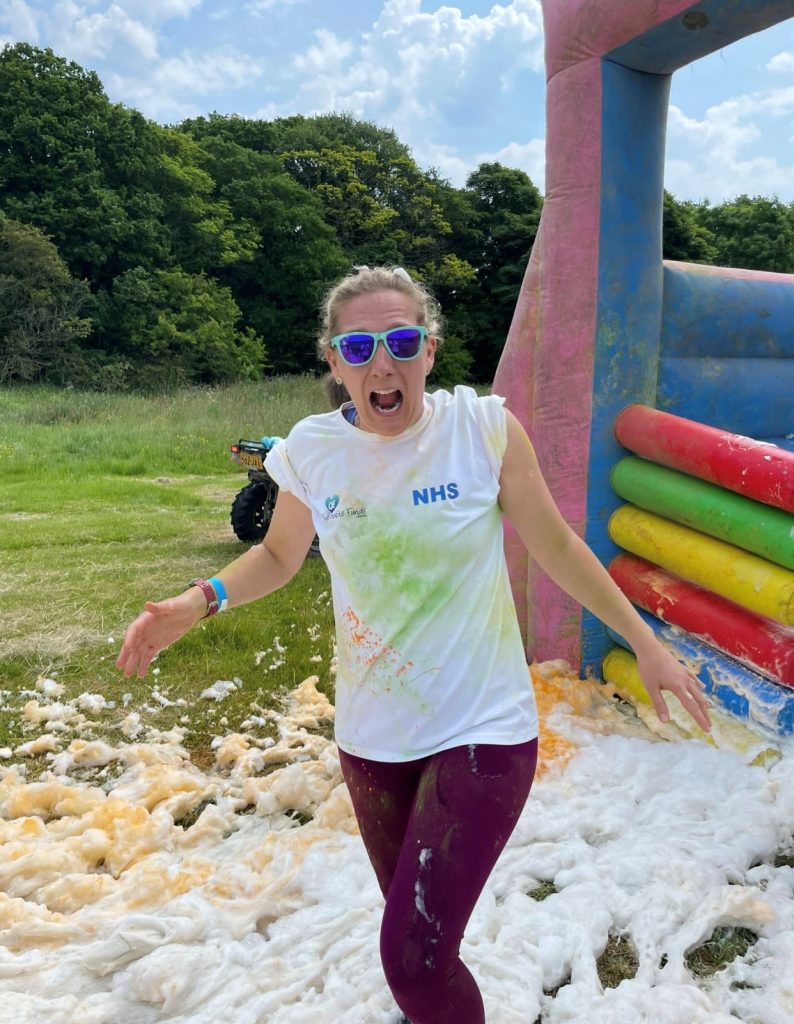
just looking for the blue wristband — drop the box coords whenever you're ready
[207,576,229,612]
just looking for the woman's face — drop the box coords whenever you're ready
[326,289,436,437]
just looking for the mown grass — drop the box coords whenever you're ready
[0,378,335,763]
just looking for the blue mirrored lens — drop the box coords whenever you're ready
[339,334,376,364]
[385,328,423,359]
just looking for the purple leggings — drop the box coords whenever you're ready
[339,738,538,1024]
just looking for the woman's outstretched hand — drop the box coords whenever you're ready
[116,591,206,679]
[635,641,712,733]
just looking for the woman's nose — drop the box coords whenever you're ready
[371,338,395,371]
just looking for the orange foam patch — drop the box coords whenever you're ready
[530,662,583,777]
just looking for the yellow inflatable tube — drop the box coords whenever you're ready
[602,647,778,764]
[609,505,794,626]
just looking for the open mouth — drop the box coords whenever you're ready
[370,389,403,415]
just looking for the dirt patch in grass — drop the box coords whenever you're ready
[597,934,639,988]
[194,482,240,504]
[684,927,759,978]
[189,748,217,771]
[0,625,104,660]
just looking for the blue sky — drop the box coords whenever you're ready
[2,0,793,202]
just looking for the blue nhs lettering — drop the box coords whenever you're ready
[412,482,459,506]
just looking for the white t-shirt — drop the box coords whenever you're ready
[264,385,538,762]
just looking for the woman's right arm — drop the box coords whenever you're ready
[116,490,316,678]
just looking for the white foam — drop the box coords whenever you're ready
[1,673,793,1022]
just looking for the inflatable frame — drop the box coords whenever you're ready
[493,0,794,731]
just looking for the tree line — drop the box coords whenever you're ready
[1,42,792,391]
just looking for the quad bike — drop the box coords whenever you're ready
[229,437,321,556]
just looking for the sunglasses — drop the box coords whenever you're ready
[329,325,428,366]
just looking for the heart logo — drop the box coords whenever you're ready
[325,495,340,512]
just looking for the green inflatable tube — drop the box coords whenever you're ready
[610,457,794,571]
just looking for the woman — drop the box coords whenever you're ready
[117,266,711,1024]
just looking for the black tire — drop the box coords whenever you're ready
[230,480,323,558]
[230,481,276,542]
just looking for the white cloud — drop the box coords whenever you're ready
[413,136,546,189]
[277,0,544,130]
[13,2,259,121]
[411,142,473,186]
[481,137,545,190]
[767,51,794,74]
[0,0,41,41]
[245,1,547,191]
[52,2,159,60]
[293,29,354,75]
[666,87,794,201]
[109,47,265,119]
[155,49,263,95]
[7,1,204,68]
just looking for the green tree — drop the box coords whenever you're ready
[0,216,93,383]
[97,268,265,387]
[695,195,794,273]
[447,162,542,381]
[281,144,451,269]
[152,126,261,275]
[662,191,717,263]
[0,44,173,286]
[0,45,261,293]
[193,135,348,374]
[178,111,279,154]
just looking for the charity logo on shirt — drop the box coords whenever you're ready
[323,494,368,521]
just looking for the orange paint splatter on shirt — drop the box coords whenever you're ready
[341,607,413,676]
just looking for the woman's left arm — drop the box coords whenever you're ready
[498,409,711,732]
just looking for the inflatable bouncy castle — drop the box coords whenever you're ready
[493,0,794,738]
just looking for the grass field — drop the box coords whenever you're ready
[0,378,336,760]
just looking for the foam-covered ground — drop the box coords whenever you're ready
[1,665,793,1024]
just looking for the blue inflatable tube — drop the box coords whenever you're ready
[607,609,794,738]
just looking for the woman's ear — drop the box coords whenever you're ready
[325,346,341,380]
[424,335,437,374]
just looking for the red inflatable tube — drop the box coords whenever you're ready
[609,552,794,687]
[614,405,794,513]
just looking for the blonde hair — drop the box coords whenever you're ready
[317,266,443,406]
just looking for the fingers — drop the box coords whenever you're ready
[659,673,712,733]
[679,679,712,732]
[115,633,157,678]
[115,607,161,678]
[117,642,159,679]
[649,691,672,725]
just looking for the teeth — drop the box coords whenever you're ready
[371,392,403,415]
